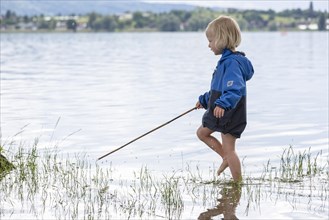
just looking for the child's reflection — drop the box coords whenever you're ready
[198,184,242,220]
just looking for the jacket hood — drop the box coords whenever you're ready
[220,49,254,81]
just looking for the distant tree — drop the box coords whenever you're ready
[133,12,144,28]
[133,11,152,29]
[318,13,326,30]
[185,9,214,31]
[5,10,13,19]
[87,12,98,29]
[145,13,157,29]
[157,14,180,31]
[267,9,275,21]
[4,10,17,25]
[102,16,117,31]
[308,1,315,18]
[242,10,266,30]
[236,18,248,31]
[293,8,304,19]
[268,20,278,31]
[117,18,133,30]
[23,15,30,23]
[66,19,77,32]
[186,16,206,31]
[227,8,239,14]
[171,10,191,23]
[91,16,117,31]
[92,18,103,31]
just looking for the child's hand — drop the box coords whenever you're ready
[214,106,225,118]
[196,101,204,109]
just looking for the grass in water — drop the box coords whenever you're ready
[0,139,327,219]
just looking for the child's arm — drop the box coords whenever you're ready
[198,91,210,109]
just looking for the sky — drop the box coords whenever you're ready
[147,0,329,12]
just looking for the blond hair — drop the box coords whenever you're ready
[206,15,241,52]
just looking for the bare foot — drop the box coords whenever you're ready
[217,160,228,176]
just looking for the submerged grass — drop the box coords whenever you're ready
[0,143,116,219]
[0,139,328,219]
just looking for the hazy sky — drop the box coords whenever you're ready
[148,0,329,12]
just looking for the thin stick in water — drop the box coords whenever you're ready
[97,107,197,161]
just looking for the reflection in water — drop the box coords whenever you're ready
[198,184,242,220]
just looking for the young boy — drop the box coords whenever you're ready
[196,16,254,182]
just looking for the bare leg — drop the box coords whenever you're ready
[217,160,228,176]
[221,133,242,182]
[196,125,228,175]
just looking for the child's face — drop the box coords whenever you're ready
[206,30,221,55]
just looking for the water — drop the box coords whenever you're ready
[1,32,328,219]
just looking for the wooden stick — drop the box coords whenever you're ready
[97,107,197,161]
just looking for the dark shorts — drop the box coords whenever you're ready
[202,96,247,138]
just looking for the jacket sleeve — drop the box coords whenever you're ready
[214,60,245,110]
[199,91,210,109]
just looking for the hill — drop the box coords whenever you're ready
[0,0,199,16]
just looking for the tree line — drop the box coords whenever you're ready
[1,4,328,32]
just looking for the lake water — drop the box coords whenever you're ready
[1,32,328,219]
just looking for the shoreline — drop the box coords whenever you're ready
[1,29,327,34]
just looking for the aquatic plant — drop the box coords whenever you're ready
[0,142,327,219]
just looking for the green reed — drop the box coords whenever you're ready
[0,142,116,219]
[276,146,324,182]
[0,142,327,219]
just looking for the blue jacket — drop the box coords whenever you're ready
[199,49,254,111]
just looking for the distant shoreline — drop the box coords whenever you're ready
[1,29,326,34]
[2,5,328,33]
